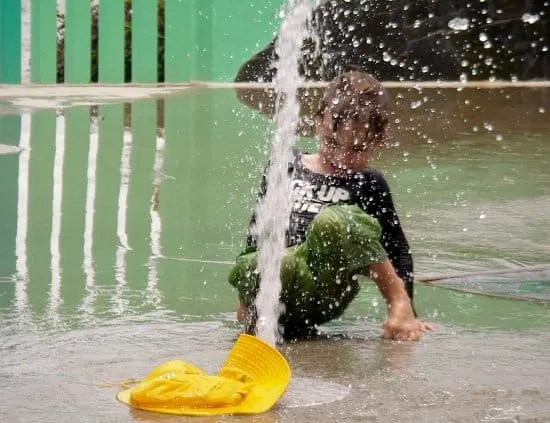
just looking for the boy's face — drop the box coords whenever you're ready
[316,109,384,173]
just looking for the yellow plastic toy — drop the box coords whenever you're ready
[116,334,291,416]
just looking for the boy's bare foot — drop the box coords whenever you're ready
[418,320,435,332]
[236,302,257,335]
[236,302,246,323]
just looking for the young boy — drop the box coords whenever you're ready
[229,71,432,341]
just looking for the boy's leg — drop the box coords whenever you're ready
[228,204,388,335]
[228,250,259,334]
[236,301,257,335]
[228,246,317,339]
[302,204,388,324]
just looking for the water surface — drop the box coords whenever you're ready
[0,86,549,422]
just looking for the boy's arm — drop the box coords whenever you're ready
[368,260,422,341]
[362,173,434,334]
[362,173,414,300]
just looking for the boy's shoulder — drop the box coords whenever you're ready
[357,167,391,191]
[262,149,302,174]
[359,166,385,181]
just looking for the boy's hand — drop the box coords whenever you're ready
[382,299,434,341]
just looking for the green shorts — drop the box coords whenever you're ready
[228,204,387,338]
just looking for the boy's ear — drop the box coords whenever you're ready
[369,127,387,149]
[315,103,327,121]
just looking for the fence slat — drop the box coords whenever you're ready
[131,0,158,83]
[211,0,281,82]
[165,0,194,82]
[98,0,125,83]
[64,0,91,83]
[0,0,22,83]
[31,0,57,84]
[195,1,212,81]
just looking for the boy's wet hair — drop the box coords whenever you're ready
[317,71,389,142]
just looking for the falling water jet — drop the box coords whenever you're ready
[252,0,315,346]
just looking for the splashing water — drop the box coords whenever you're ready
[253,0,315,346]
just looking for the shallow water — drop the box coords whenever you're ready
[0,86,549,422]
[2,314,550,423]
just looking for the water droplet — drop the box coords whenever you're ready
[462,227,469,232]
[448,17,469,31]
[372,298,379,307]
[479,212,487,219]
[539,107,546,113]
[483,122,494,131]
[410,100,422,109]
[522,13,540,24]
[479,33,488,42]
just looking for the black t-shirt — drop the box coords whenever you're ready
[246,150,414,299]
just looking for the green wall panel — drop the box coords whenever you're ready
[64,0,92,83]
[98,0,125,83]
[0,0,22,84]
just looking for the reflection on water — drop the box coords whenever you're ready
[236,84,550,139]
[1,88,550,326]
[14,112,30,323]
[1,92,265,330]
[0,87,550,421]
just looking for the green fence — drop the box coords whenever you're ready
[0,0,282,84]
[0,0,22,83]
